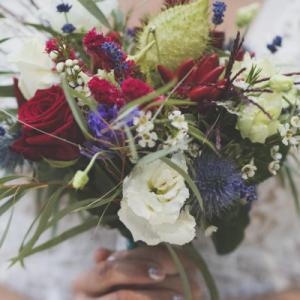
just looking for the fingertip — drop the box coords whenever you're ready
[94,248,112,263]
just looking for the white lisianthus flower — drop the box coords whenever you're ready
[38,0,118,33]
[237,93,283,143]
[11,38,60,99]
[118,154,196,245]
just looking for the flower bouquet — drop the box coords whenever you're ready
[0,0,300,299]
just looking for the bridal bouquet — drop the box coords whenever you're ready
[1,0,300,298]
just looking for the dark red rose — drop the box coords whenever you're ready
[11,86,82,161]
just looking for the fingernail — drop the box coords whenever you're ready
[148,267,164,281]
[172,295,184,300]
[107,255,116,262]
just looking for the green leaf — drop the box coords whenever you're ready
[16,187,65,262]
[0,85,14,98]
[165,244,192,300]
[12,218,99,261]
[62,80,94,140]
[184,244,220,300]
[0,175,31,185]
[285,166,300,215]
[70,89,98,111]
[124,125,139,163]
[161,157,204,211]
[211,203,251,255]
[188,125,217,154]
[24,22,59,36]
[77,0,112,29]
[43,157,79,169]
[0,38,10,44]
[0,203,14,249]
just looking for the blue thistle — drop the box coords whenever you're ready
[194,152,256,218]
[56,3,72,13]
[212,1,227,25]
[62,23,76,34]
[0,126,6,136]
[267,35,283,53]
[0,133,25,172]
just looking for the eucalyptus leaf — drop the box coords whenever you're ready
[77,0,112,29]
[0,38,10,44]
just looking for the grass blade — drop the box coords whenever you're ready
[165,244,192,300]
[0,85,14,97]
[184,244,219,300]
[77,0,112,29]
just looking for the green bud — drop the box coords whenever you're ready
[72,170,89,190]
[269,74,294,93]
[236,3,260,28]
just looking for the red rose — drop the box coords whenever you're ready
[11,86,82,161]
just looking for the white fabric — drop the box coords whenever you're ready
[1,1,300,299]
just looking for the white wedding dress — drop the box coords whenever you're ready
[1,1,300,299]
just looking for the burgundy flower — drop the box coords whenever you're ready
[11,86,83,161]
[158,54,226,102]
[88,76,160,107]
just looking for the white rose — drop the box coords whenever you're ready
[38,0,119,33]
[118,154,196,246]
[11,38,60,99]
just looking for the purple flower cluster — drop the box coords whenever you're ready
[212,1,227,25]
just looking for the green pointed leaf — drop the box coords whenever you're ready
[285,166,300,215]
[0,38,10,44]
[24,22,59,36]
[43,157,79,169]
[77,0,112,29]
[184,244,219,300]
[62,80,94,140]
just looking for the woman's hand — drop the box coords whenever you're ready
[73,246,202,300]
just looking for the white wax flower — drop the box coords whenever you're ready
[38,0,119,33]
[118,154,196,245]
[10,38,60,99]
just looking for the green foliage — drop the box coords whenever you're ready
[211,203,251,255]
[77,0,112,29]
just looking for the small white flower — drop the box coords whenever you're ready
[133,111,154,133]
[242,159,257,180]
[270,145,282,161]
[291,116,300,129]
[278,123,298,146]
[268,160,281,176]
[73,65,81,72]
[65,59,74,67]
[56,62,65,73]
[49,51,58,60]
[168,111,188,131]
[164,130,189,151]
[138,131,158,148]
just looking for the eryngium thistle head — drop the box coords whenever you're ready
[1,133,25,172]
[194,152,256,218]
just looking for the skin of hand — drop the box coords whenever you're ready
[0,285,29,300]
[73,246,202,300]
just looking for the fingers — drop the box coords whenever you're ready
[73,258,166,296]
[106,246,194,276]
[94,249,113,263]
[75,289,184,300]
